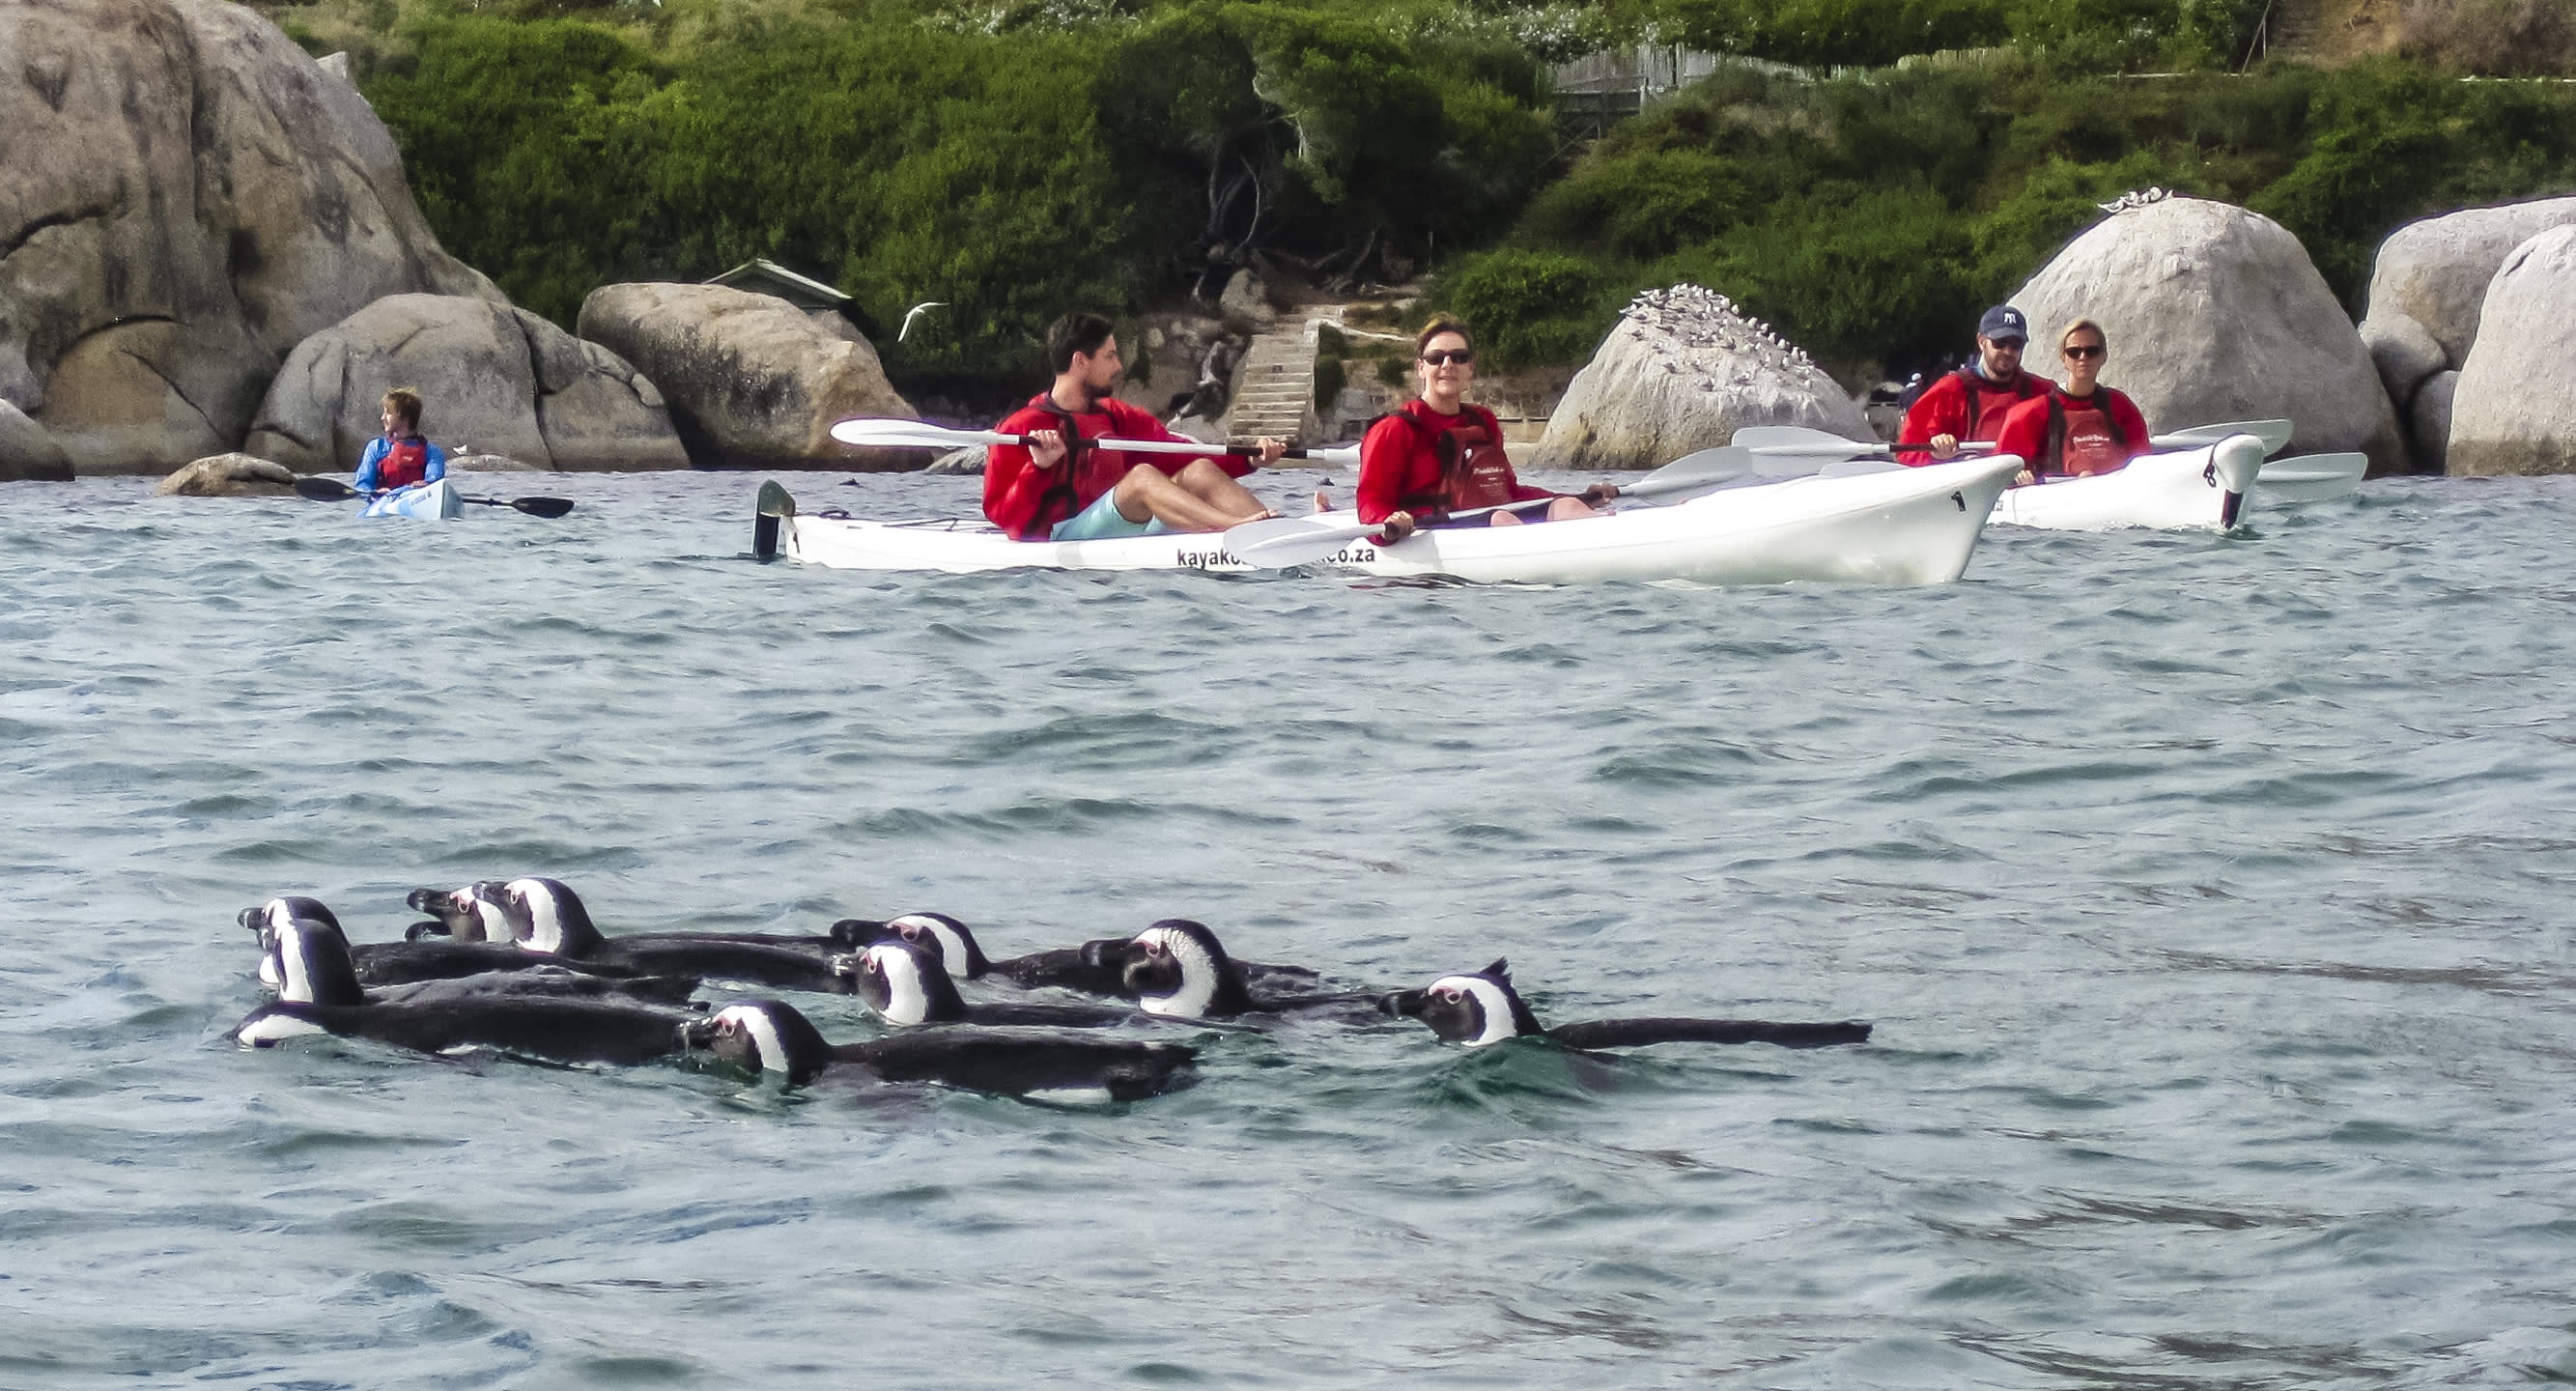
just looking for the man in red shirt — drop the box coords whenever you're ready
[1896,305,2054,466]
[983,314,1285,542]
[1992,318,2152,480]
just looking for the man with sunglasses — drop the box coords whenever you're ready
[1354,317,1614,544]
[1895,304,2053,467]
[1992,318,2151,481]
[983,313,1287,542]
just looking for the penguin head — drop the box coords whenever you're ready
[1119,920,1240,1018]
[501,878,598,955]
[844,940,967,1025]
[406,885,512,943]
[685,1000,831,1086]
[833,912,987,979]
[271,917,366,1008]
[1379,959,1543,1047]
[242,897,341,989]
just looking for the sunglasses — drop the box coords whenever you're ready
[2063,344,2106,360]
[1420,350,1474,367]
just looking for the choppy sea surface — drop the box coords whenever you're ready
[3,467,2572,1388]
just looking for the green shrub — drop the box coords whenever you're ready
[1436,248,1620,370]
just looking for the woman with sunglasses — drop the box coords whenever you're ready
[1354,318,1614,544]
[1992,318,2152,483]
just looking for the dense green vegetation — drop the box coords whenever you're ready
[262,0,2576,393]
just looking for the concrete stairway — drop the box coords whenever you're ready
[1223,307,1344,445]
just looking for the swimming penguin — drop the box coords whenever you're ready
[1379,960,1873,1050]
[235,919,701,1065]
[1081,920,1382,1020]
[836,939,1152,1029]
[259,913,701,1009]
[403,885,518,943]
[682,999,1197,1101]
[843,913,1327,999]
[239,896,668,989]
[499,877,853,993]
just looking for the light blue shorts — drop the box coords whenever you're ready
[1049,489,1170,542]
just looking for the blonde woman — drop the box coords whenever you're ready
[1994,319,2151,482]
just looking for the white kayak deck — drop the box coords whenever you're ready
[766,455,2021,585]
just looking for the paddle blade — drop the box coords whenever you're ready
[753,480,795,560]
[1622,445,1756,501]
[1731,425,1876,452]
[1227,518,1380,570]
[2152,418,2293,455]
[509,497,576,518]
[2257,451,2366,504]
[830,417,974,450]
[294,476,358,502]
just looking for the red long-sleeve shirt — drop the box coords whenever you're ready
[1993,386,2152,478]
[1355,400,1551,525]
[981,394,1249,541]
[1895,368,2053,466]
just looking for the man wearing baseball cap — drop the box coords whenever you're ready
[1895,304,2054,468]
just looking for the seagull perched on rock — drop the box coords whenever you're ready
[897,301,948,342]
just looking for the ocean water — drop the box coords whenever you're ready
[2,468,2571,1388]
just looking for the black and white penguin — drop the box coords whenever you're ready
[403,885,518,943]
[259,913,701,1009]
[235,919,701,1066]
[1379,960,1873,1050]
[681,999,1196,1101]
[1082,920,1380,1020]
[500,877,852,993]
[839,912,1328,998]
[239,896,669,990]
[836,940,1149,1029]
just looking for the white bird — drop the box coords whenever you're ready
[897,301,948,342]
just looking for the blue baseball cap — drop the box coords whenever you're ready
[1977,305,2029,343]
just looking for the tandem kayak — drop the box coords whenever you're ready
[1989,435,2267,531]
[752,454,2021,585]
[358,479,463,521]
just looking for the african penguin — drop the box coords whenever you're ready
[239,895,675,990]
[683,999,1198,1101]
[1379,960,1873,1050]
[1082,920,1382,1020]
[234,920,701,1065]
[838,912,1328,998]
[837,940,1153,1029]
[498,877,853,993]
[259,913,701,1009]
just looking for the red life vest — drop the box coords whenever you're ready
[1950,367,2042,442]
[379,436,430,490]
[1385,405,1518,514]
[2045,393,2132,477]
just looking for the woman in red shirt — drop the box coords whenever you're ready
[1356,319,1614,543]
[1993,318,2153,483]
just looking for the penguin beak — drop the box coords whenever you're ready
[828,919,886,948]
[237,906,263,933]
[404,888,445,913]
[403,921,452,942]
[1080,937,1136,971]
[679,1018,721,1047]
[1379,990,1428,1019]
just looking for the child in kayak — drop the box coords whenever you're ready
[1356,318,1614,544]
[354,388,447,495]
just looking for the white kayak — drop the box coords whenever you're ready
[1990,435,2266,531]
[753,455,2021,585]
[358,479,462,521]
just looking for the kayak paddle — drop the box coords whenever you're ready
[829,416,1362,468]
[2254,450,2366,504]
[1733,418,2293,461]
[292,475,575,518]
[1222,444,1758,570]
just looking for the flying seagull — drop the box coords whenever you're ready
[898,302,948,342]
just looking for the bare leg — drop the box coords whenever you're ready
[1171,457,1269,519]
[1112,464,1271,532]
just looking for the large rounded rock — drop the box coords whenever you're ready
[1531,284,1872,469]
[1,399,71,481]
[154,452,297,497]
[2448,226,2576,476]
[2010,196,2404,474]
[242,295,688,473]
[577,284,916,468]
[2360,311,2448,412]
[2363,197,2576,367]
[0,0,503,475]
